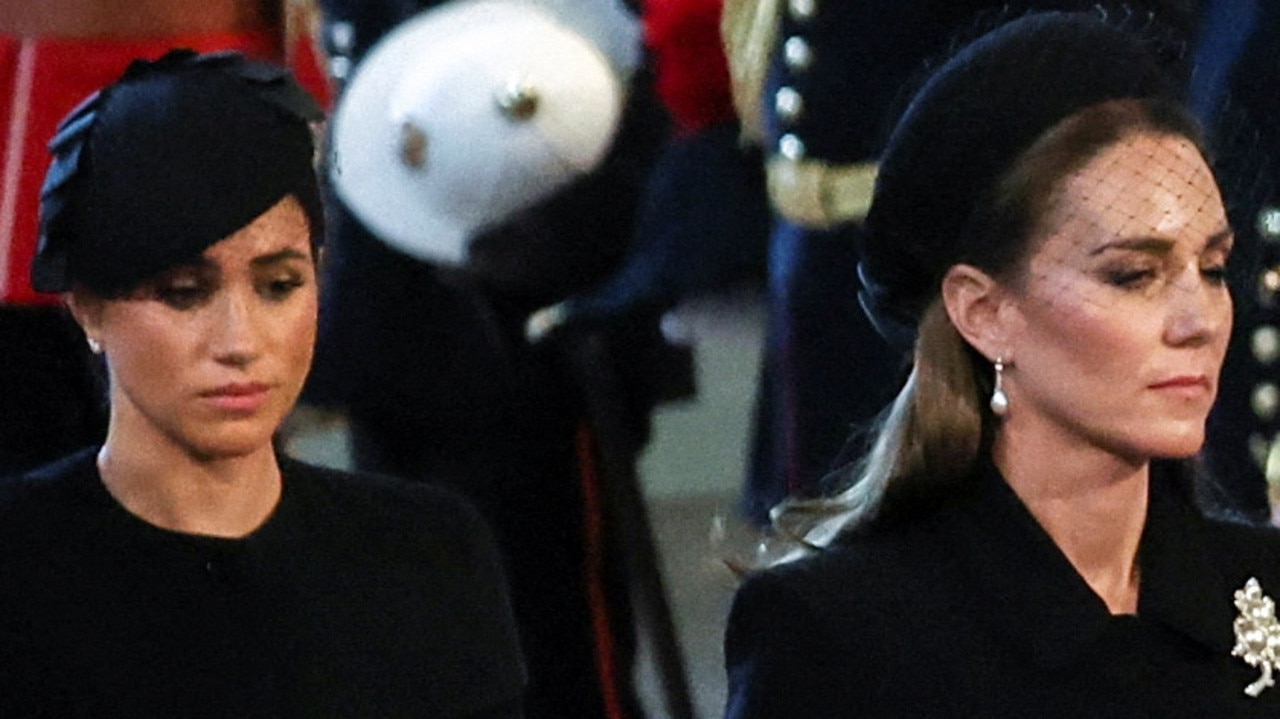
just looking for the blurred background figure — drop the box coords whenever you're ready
[522,0,771,339]
[303,0,697,716]
[1186,0,1280,523]
[0,0,330,474]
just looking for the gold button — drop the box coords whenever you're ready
[775,87,804,122]
[495,81,539,121]
[784,36,813,72]
[778,133,806,161]
[1260,268,1280,308]
[1254,326,1280,365]
[1268,434,1280,487]
[398,122,428,170]
[1252,382,1279,421]
[1250,432,1271,471]
[1258,206,1280,240]
[789,0,816,21]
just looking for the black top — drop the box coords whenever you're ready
[725,463,1280,718]
[0,449,526,718]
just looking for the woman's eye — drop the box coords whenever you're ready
[1201,264,1228,286]
[1104,266,1157,289]
[259,275,305,300]
[154,282,211,310]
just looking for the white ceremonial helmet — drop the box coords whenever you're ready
[525,0,642,79]
[327,0,626,265]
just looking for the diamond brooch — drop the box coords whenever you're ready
[1232,577,1280,697]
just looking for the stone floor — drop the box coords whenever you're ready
[631,291,766,719]
[633,492,742,719]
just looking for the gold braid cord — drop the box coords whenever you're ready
[720,0,878,228]
[766,156,878,228]
[720,0,780,145]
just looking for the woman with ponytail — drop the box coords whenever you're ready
[725,11,1280,717]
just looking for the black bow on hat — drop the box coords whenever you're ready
[33,49,325,296]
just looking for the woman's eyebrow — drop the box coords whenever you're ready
[1088,227,1234,257]
[1089,236,1174,256]
[250,248,311,268]
[1204,227,1235,252]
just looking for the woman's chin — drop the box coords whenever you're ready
[179,424,282,463]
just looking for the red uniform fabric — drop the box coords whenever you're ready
[643,0,736,135]
[0,30,329,305]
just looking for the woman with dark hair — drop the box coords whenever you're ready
[724,11,1280,717]
[0,0,331,475]
[0,51,525,717]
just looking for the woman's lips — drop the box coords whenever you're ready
[200,383,271,413]
[1148,375,1212,399]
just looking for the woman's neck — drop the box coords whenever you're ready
[993,430,1148,615]
[96,426,283,540]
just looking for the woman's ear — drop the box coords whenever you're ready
[940,263,1015,361]
[64,289,104,351]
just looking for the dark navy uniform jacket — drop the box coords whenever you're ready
[1194,0,1280,520]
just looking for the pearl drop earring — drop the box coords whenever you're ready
[86,337,102,355]
[990,357,1009,417]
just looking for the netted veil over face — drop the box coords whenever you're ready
[857,10,1193,352]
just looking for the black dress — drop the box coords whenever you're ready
[725,462,1280,718]
[0,449,526,718]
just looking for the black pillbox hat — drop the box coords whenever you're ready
[859,11,1184,350]
[32,49,325,296]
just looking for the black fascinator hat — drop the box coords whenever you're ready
[32,49,325,296]
[859,10,1186,351]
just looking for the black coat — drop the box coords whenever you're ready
[0,450,526,718]
[725,462,1280,717]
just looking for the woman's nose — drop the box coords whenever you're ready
[208,288,262,366]
[1165,265,1231,347]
